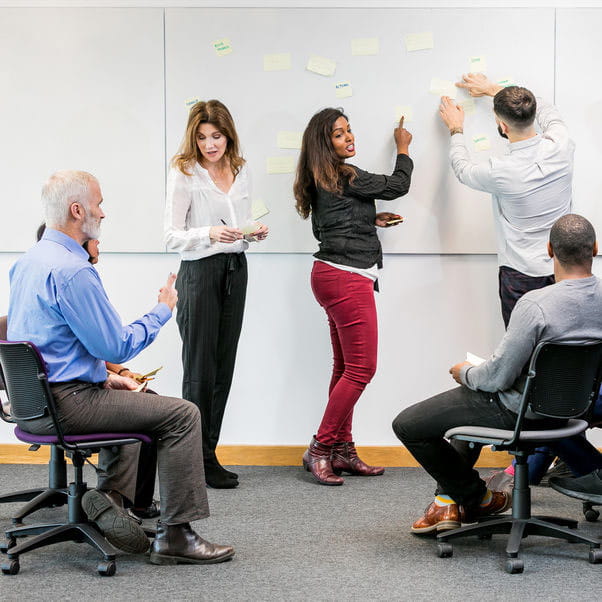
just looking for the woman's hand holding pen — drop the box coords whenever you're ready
[394,116,412,156]
[209,225,243,243]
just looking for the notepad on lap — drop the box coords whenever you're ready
[466,352,486,366]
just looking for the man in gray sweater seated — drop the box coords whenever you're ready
[392,214,601,534]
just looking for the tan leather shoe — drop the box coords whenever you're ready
[479,490,511,516]
[411,502,460,534]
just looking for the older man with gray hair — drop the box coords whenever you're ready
[8,170,234,565]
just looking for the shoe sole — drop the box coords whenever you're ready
[549,482,602,504]
[82,490,150,554]
[149,549,235,565]
[302,460,344,486]
[410,520,460,534]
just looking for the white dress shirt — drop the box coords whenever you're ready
[164,162,252,260]
[449,99,574,277]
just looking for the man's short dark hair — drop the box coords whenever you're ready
[549,214,596,266]
[493,86,537,130]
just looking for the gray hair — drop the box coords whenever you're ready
[42,170,98,229]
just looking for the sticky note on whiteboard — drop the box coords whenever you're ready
[212,38,233,56]
[252,199,270,220]
[473,135,491,151]
[469,56,487,73]
[395,105,413,122]
[351,38,379,56]
[404,32,434,52]
[263,53,292,71]
[266,156,296,174]
[459,98,476,115]
[335,81,353,98]
[184,97,200,109]
[497,76,514,87]
[430,78,457,99]
[277,131,303,149]
[306,55,336,77]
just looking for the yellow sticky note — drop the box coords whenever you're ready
[306,55,336,77]
[351,38,379,56]
[263,53,292,71]
[335,81,353,99]
[430,78,457,99]
[469,56,487,73]
[266,156,296,174]
[497,76,514,87]
[459,98,476,115]
[241,222,258,236]
[404,32,434,52]
[212,38,232,56]
[473,135,491,151]
[252,199,270,220]
[395,105,413,122]
[184,97,200,109]
[277,131,303,149]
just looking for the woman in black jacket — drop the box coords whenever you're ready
[294,108,413,485]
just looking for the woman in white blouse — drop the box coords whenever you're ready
[165,100,268,488]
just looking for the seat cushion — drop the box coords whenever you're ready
[14,425,152,446]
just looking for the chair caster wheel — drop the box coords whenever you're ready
[584,503,600,523]
[1,559,20,575]
[0,537,16,554]
[505,558,524,574]
[97,560,116,576]
[589,548,602,564]
[437,543,453,558]
[478,533,493,540]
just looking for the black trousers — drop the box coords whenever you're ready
[392,386,555,510]
[176,253,247,461]
[498,266,554,328]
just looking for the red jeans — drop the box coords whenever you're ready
[311,261,378,445]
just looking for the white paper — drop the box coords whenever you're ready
[469,55,487,73]
[466,352,486,366]
[212,38,233,56]
[404,32,434,52]
[306,54,336,77]
[473,135,491,152]
[395,105,413,122]
[335,81,353,98]
[430,78,457,99]
[252,199,270,220]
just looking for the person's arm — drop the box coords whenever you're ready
[536,97,570,145]
[457,298,545,393]
[57,268,174,364]
[439,95,498,193]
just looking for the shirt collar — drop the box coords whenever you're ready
[508,133,541,152]
[41,228,90,261]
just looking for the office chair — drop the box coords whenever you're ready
[0,341,153,576]
[436,341,602,574]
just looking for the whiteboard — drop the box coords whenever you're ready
[556,9,602,236]
[0,8,165,252]
[165,7,555,254]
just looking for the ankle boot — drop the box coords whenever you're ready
[149,521,235,565]
[331,441,385,476]
[302,436,344,486]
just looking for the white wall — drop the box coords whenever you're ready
[2,251,602,448]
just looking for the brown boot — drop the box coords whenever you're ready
[302,436,344,486]
[331,441,385,476]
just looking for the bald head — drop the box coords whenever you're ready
[549,214,597,268]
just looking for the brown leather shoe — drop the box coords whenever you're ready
[411,502,461,534]
[480,490,511,516]
[331,442,385,476]
[302,436,344,486]
[149,522,235,565]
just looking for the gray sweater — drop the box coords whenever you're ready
[460,275,602,414]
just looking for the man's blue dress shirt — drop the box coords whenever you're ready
[7,228,171,383]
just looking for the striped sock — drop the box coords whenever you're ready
[434,494,456,507]
[480,489,493,507]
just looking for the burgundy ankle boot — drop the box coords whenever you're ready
[302,436,344,486]
[331,441,385,476]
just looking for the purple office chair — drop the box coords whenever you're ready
[0,341,153,576]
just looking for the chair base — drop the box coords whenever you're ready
[0,488,69,525]
[437,515,601,573]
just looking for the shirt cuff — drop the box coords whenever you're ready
[152,303,173,325]
[460,364,474,387]
[450,133,466,147]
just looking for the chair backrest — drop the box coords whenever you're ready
[0,341,54,423]
[0,314,7,392]
[525,341,602,419]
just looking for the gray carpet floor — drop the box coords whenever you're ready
[0,464,601,601]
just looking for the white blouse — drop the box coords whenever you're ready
[164,162,253,261]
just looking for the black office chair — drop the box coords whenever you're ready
[0,341,153,576]
[436,341,602,574]
[0,315,68,524]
